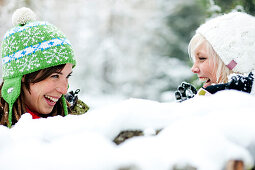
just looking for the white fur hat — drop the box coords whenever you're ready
[196,12,255,74]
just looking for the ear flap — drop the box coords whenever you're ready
[2,76,22,105]
[1,76,22,127]
[61,95,68,116]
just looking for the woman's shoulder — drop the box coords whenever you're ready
[69,99,89,115]
[64,89,89,115]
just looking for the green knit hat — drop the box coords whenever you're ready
[1,7,76,127]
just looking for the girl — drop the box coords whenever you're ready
[176,12,255,101]
[0,7,88,127]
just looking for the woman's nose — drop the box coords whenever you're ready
[56,81,68,94]
[191,64,199,73]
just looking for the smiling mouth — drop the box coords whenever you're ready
[44,95,59,104]
[200,78,210,84]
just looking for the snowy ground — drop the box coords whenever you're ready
[1,90,255,170]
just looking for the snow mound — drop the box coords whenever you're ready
[1,90,255,170]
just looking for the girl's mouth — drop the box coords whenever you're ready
[44,95,58,106]
[199,78,211,88]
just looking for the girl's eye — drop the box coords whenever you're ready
[51,74,59,79]
[67,74,72,79]
[199,57,207,61]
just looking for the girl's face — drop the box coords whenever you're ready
[191,42,218,88]
[22,63,73,114]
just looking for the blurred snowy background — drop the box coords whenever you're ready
[0,0,254,108]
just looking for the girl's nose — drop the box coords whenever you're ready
[191,64,199,73]
[56,81,68,94]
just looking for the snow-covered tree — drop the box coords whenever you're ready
[0,0,205,101]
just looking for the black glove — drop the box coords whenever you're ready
[175,82,197,102]
[227,72,254,93]
[64,89,80,110]
[204,72,254,94]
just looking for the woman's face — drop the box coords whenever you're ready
[191,42,218,88]
[22,63,73,114]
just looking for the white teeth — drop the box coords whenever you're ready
[45,95,58,102]
[199,78,209,83]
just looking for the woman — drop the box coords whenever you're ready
[176,12,255,101]
[0,7,88,127]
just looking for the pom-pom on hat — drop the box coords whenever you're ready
[12,7,36,26]
[1,7,76,127]
[196,12,255,74]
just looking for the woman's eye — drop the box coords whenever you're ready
[51,74,59,79]
[199,57,206,61]
[66,74,72,79]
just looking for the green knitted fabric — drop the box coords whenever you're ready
[1,8,76,127]
[2,21,75,78]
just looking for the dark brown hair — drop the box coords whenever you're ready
[0,64,70,127]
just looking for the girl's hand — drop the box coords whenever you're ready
[175,82,197,102]
[64,89,80,109]
[227,72,254,93]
